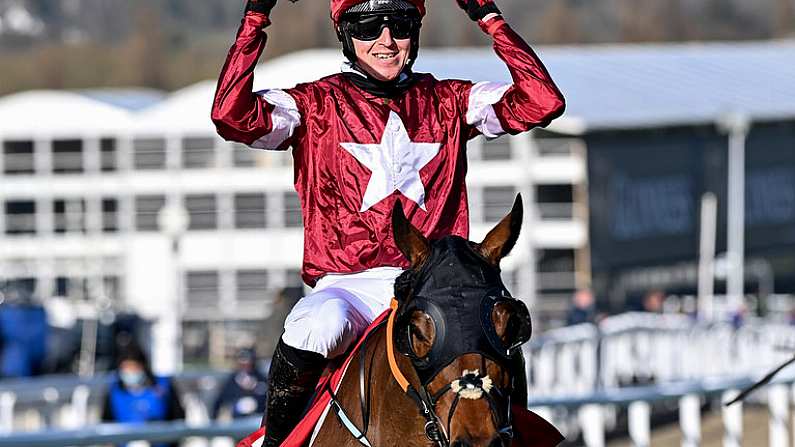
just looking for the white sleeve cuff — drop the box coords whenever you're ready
[251,89,302,149]
[465,81,511,139]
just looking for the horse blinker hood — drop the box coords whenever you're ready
[394,236,532,386]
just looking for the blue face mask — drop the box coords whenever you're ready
[120,370,146,388]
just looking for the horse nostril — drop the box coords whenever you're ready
[488,438,505,447]
[451,440,471,447]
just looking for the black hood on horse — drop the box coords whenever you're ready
[393,235,531,386]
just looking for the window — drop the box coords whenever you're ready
[185,271,220,308]
[283,192,302,228]
[5,200,36,235]
[535,138,575,156]
[286,268,304,288]
[100,138,117,172]
[133,138,166,170]
[537,249,575,273]
[182,137,216,169]
[3,140,35,175]
[182,321,210,364]
[102,198,119,232]
[481,136,512,161]
[5,278,36,298]
[101,276,122,302]
[135,195,166,231]
[186,194,217,230]
[234,193,266,229]
[236,269,268,303]
[233,143,256,167]
[52,139,83,174]
[536,249,576,292]
[54,276,89,300]
[54,198,86,233]
[536,184,574,220]
[482,186,517,222]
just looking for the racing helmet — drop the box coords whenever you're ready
[332,0,426,66]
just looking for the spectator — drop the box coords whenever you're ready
[642,289,665,313]
[731,302,749,330]
[211,347,268,420]
[566,289,596,326]
[256,286,302,356]
[101,344,184,447]
[0,282,48,378]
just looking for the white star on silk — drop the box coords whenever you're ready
[341,111,441,212]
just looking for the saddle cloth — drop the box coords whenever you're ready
[237,310,564,447]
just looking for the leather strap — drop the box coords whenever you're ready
[386,298,411,392]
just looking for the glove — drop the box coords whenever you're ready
[455,0,501,21]
[245,0,277,15]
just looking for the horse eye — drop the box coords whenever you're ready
[409,310,435,357]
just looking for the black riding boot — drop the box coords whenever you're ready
[510,350,528,408]
[261,339,327,447]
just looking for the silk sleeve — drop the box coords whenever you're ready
[211,12,302,150]
[465,16,565,138]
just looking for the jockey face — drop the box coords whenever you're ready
[352,22,412,82]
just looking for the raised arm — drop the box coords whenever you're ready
[210,1,301,150]
[460,1,565,138]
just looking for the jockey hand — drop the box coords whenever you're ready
[245,0,277,15]
[455,0,501,22]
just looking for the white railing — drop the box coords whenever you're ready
[525,312,795,397]
[0,375,793,447]
[0,372,226,433]
[528,374,795,447]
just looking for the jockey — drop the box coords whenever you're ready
[211,0,564,444]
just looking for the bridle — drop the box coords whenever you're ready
[385,298,516,447]
[327,237,530,446]
[325,298,517,447]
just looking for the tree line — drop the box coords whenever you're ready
[0,0,792,95]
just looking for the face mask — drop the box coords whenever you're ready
[120,370,146,388]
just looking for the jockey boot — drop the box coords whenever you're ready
[510,350,528,408]
[261,339,327,447]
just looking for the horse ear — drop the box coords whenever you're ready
[478,194,523,265]
[392,200,430,268]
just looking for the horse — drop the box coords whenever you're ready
[308,195,562,447]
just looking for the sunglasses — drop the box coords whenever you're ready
[344,14,420,41]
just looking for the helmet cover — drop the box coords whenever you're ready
[331,0,426,23]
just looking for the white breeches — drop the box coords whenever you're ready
[281,267,404,359]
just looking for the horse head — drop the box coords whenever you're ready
[391,195,531,447]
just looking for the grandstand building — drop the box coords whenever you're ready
[2,41,794,371]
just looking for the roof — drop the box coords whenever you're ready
[3,40,794,136]
[420,40,795,134]
[133,81,218,133]
[158,40,795,135]
[0,90,136,138]
[77,88,165,112]
[533,40,795,134]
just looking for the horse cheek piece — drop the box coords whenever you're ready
[390,195,531,446]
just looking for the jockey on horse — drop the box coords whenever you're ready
[211,0,565,444]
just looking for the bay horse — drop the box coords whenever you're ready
[309,195,563,447]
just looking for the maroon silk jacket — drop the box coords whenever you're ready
[211,12,564,286]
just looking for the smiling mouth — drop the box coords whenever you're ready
[374,52,398,60]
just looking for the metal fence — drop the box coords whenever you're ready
[3,312,795,445]
[525,312,795,397]
[1,374,794,447]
